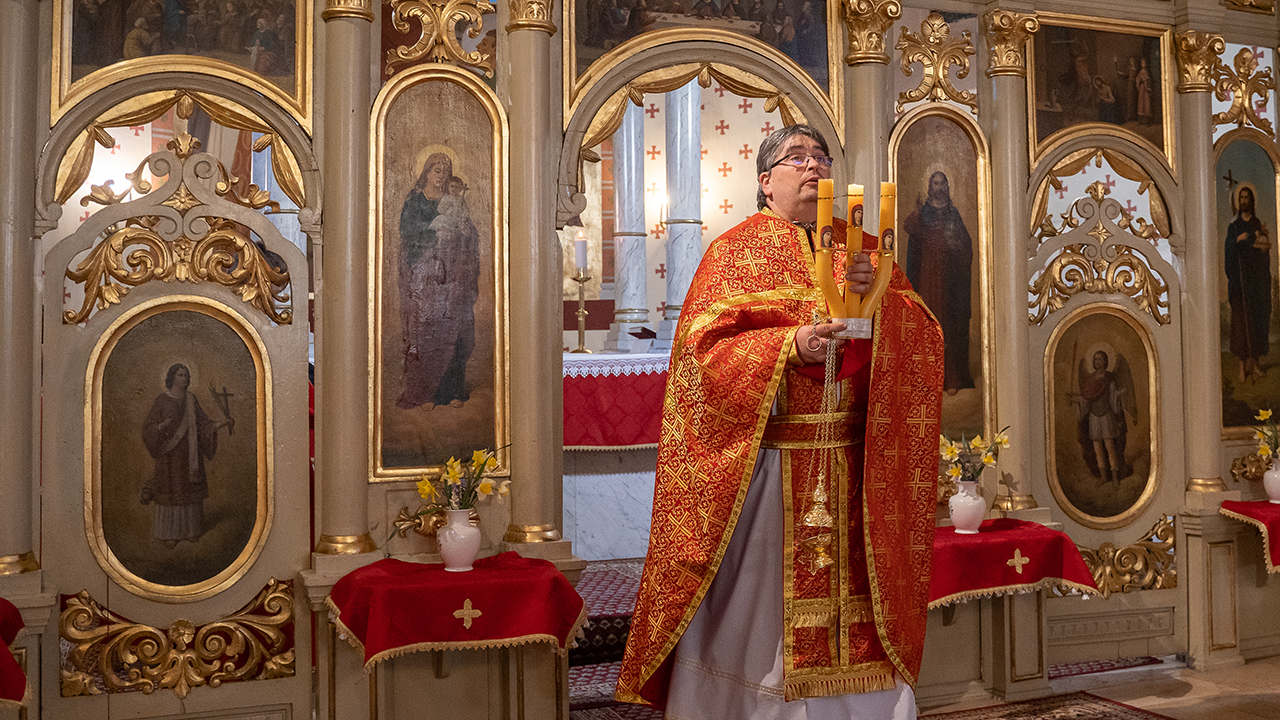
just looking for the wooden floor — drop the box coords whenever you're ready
[922,655,1280,720]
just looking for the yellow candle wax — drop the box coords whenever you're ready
[812,179,844,318]
[843,184,865,319]
[857,182,897,320]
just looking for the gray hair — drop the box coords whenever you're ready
[755,124,830,210]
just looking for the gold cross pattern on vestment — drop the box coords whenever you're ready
[1007,549,1030,574]
[453,598,483,629]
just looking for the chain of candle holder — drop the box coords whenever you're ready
[570,268,592,354]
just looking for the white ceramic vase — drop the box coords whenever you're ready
[949,481,986,534]
[438,509,482,571]
[1264,459,1280,504]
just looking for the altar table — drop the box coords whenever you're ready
[563,353,668,450]
[929,518,1099,609]
[0,596,25,708]
[1219,500,1280,573]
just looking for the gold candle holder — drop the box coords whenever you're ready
[571,269,592,354]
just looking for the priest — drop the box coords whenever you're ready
[616,124,944,719]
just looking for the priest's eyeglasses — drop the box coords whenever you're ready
[771,153,834,170]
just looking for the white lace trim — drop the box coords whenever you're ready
[562,352,670,378]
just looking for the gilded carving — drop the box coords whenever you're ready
[1225,0,1275,14]
[1173,31,1225,93]
[1214,47,1277,137]
[1029,243,1170,326]
[394,505,477,538]
[60,579,295,698]
[1032,148,1170,244]
[843,0,902,65]
[1230,450,1268,483]
[1075,515,1176,599]
[56,90,306,210]
[506,0,556,33]
[895,13,976,114]
[982,10,1038,78]
[64,134,292,326]
[322,0,375,21]
[385,0,496,77]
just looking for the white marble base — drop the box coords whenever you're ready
[651,317,678,353]
[605,322,655,353]
[562,448,657,561]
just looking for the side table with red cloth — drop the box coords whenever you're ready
[563,353,668,450]
[929,518,1099,608]
[0,596,26,708]
[1220,500,1280,573]
[326,552,588,670]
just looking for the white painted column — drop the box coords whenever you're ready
[605,103,652,352]
[653,81,702,352]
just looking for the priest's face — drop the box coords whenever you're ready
[759,134,831,224]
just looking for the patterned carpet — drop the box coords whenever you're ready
[920,691,1175,719]
[570,559,645,718]
[1047,655,1162,679]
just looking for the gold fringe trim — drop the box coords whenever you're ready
[564,443,659,452]
[324,596,589,672]
[1219,507,1279,573]
[927,577,1100,609]
[792,612,835,628]
[783,666,897,701]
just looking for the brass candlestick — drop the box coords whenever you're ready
[571,269,592,353]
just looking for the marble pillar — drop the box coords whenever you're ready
[652,81,702,353]
[984,9,1040,511]
[503,0,583,577]
[313,0,378,562]
[1175,30,1229,494]
[0,0,40,583]
[605,103,652,353]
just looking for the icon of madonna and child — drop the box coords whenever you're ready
[396,146,481,411]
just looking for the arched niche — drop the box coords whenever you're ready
[558,36,841,227]
[1213,128,1280,437]
[1028,133,1182,261]
[35,72,321,239]
[888,102,993,438]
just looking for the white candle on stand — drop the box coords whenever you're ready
[575,232,588,270]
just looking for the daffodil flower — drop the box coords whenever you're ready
[445,457,463,485]
[970,435,987,449]
[477,479,495,496]
[1259,409,1273,421]
[417,476,440,502]
[484,456,498,473]
[1257,429,1267,440]
[497,479,511,498]
[983,454,997,467]
[993,430,1010,449]
[942,444,959,461]
[947,465,963,478]
[1261,444,1273,458]
[471,449,489,469]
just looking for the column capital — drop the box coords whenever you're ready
[1174,30,1225,93]
[982,9,1038,78]
[506,0,557,34]
[842,0,901,66]
[322,0,375,22]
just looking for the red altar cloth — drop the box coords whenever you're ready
[929,518,1099,608]
[326,553,588,670]
[0,596,25,707]
[1220,500,1280,573]
[563,354,667,450]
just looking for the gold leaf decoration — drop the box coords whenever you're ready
[1214,47,1277,137]
[895,13,976,113]
[55,90,306,209]
[1174,31,1225,93]
[1075,516,1176,599]
[506,0,555,32]
[80,180,131,208]
[1028,243,1171,326]
[1230,450,1268,483]
[843,0,901,65]
[60,579,295,698]
[982,9,1038,78]
[64,220,291,325]
[323,0,375,21]
[1224,0,1275,14]
[385,0,496,77]
[393,505,478,539]
[1031,148,1169,243]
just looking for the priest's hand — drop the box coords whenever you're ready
[796,321,846,365]
[846,253,873,295]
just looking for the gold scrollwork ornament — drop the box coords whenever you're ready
[982,10,1038,78]
[60,579,295,698]
[507,0,556,33]
[1173,31,1225,93]
[1230,450,1268,483]
[843,0,901,65]
[1028,242,1170,326]
[1225,0,1275,14]
[895,12,976,114]
[1076,515,1176,599]
[385,0,496,77]
[1214,47,1277,137]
